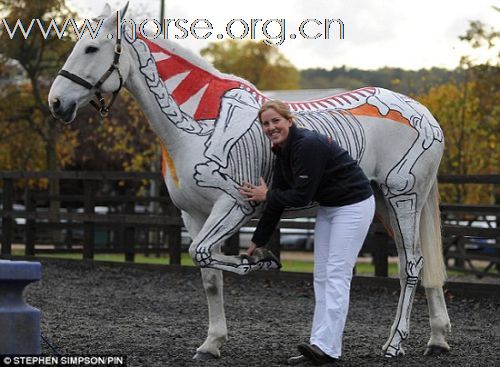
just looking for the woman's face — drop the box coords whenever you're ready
[260,108,293,146]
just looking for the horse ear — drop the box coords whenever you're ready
[119,2,130,19]
[102,2,129,30]
[98,3,112,18]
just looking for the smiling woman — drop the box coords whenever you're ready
[258,100,295,146]
[239,99,375,363]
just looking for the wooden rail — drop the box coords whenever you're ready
[0,171,498,277]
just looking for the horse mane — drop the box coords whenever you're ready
[147,37,260,92]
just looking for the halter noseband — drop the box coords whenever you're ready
[58,36,124,118]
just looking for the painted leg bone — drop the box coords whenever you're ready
[383,194,424,357]
[382,134,429,196]
[188,200,281,275]
[193,161,253,213]
[194,89,262,212]
[367,89,443,145]
[203,88,260,169]
[383,266,422,357]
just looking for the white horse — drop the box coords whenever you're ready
[48,3,451,360]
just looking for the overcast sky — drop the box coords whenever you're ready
[68,0,499,70]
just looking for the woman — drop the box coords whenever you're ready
[239,100,375,365]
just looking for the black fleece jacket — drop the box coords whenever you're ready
[251,125,373,247]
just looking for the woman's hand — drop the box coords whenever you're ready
[246,241,258,256]
[239,177,268,202]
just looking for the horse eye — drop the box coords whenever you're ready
[85,46,99,54]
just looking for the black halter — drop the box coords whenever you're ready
[58,37,124,118]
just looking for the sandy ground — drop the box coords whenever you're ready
[20,259,500,367]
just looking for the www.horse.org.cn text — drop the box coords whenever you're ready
[0,13,345,46]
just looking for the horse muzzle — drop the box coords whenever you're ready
[49,97,77,123]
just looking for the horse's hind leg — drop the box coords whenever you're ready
[382,193,424,357]
[420,181,450,355]
[424,287,451,355]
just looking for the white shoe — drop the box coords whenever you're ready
[287,354,308,365]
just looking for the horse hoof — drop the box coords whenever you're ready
[193,351,219,361]
[383,346,405,358]
[424,345,449,356]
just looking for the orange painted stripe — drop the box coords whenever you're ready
[348,104,410,126]
[161,144,180,188]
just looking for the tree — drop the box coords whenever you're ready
[0,0,165,182]
[65,92,160,173]
[200,40,300,90]
[0,0,79,210]
[0,0,77,171]
[300,66,459,95]
[418,10,499,204]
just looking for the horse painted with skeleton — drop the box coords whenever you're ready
[48,3,451,360]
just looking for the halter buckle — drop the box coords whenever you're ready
[99,108,110,118]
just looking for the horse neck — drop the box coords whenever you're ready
[123,37,209,153]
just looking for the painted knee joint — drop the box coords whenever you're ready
[189,246,213,268]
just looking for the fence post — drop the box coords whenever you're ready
[167,225,181,265]
[455,237,466,269]
[373,233,389,277]
[1,178,14,257]
[83,180,96,260]
[25,190,36,257]
[64,207,74,251]
[166,206,181,265]
[124,194,135,262]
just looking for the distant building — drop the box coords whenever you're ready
[263,88,345,102]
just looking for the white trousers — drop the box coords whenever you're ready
[310,195,375,358]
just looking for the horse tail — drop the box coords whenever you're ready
[420,178,447,288]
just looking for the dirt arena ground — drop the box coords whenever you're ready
[23,259,499,367]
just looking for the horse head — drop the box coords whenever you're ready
[48,2,131,123]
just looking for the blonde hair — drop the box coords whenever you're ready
[258,100,295,124]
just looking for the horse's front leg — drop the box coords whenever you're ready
[194,267,227,360]
[188,199,280,275]
[182,212,228,360]
[188,198,279,359]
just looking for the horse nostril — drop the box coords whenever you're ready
[52,98,61,112]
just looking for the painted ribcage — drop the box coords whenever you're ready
[295,109,366,163]
[225,121,274,186]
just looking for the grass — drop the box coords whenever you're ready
[12,249,401,276]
